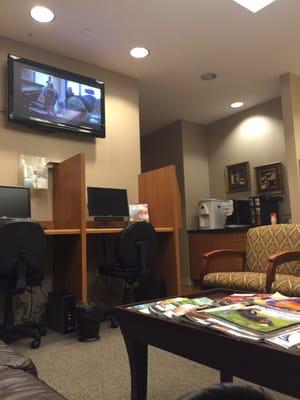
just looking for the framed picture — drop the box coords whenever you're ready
[255,162,283,194]
[128,204,149,222]
[225,161,250,193]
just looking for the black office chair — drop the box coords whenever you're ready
[93,221,158,325]
[0,220,47,349]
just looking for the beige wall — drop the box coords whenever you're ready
[141,120,210,283]
[207,98,290,219]
[280,74,300,223]
[141,120,184,193]
[182,120,209,230]
[141,120,191,282]
[0,36,141,220]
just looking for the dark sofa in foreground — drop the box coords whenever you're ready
[0,340,65,399]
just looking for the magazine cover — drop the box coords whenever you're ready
[148,297,216,319]
[217,293,260,305]
[181,309,263,341]
[129,204,149,222]
[256,298,300,314]
[266,327,300,349]
[206,304,300,333]
[129,303,152,314]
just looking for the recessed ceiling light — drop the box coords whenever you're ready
[30,6,55,23]
[232,0,276,13]
[130,47,149,59]
[230,101,245,109]
[201,72,217,81]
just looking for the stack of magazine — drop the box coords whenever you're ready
[128,293,300,349]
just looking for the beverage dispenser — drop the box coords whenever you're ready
[198,199,226,229]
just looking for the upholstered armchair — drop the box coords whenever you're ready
[200,224,300,296]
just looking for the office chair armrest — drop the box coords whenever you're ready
[266,250,300,292]
[200,249,246,286]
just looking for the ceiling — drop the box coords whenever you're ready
[1,0,300,134]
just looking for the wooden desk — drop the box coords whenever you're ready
[44,229,81,236]
[116,289,300,400]
[40,154,182,302]
[44,225,178,302]
[86,227,174,234]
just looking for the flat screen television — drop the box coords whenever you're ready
[7,54,105,138]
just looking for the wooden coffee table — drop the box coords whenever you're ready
[116,289,300,400]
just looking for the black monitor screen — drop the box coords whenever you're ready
[0,186,31,219]
[8,54,105,138]
[87,187,129,218]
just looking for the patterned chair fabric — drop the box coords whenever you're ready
[203,271,300,296]
[203,224,300,296]
[245,224,300,275]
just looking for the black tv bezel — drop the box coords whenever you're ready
[0,184,31,219]
[7,54,106,138]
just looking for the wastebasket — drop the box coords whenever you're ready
[76,302,104,342]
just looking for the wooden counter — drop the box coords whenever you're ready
[188,228,248,282]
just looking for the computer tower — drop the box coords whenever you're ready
[135,279,166,302]
[47,292,75,334]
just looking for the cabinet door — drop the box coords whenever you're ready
[188,231,247,281]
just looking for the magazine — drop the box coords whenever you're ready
[179,308,264,341]
[254,297,300,314]
[205,304,300,334]
[129,303,152,314]
[217,293,276,306]
[148,297,216,319]
[265,327,300,349]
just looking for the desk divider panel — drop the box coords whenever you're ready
[138,165,182,295]
[52,153,87,302]
[45,157,182,302]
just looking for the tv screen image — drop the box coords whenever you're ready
[7,54,105,138]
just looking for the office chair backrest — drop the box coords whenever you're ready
[116,221,158,269]
[0,220,46,291]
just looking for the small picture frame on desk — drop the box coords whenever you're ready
[129,204,149,222]
[225,161,250,193]
[255,162,283,194]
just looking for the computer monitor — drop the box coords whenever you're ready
[87,187,129,218]
[0,185,31,219]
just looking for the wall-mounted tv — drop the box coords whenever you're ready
[7,54,105,138]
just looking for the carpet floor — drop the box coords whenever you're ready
[12,324,295,400]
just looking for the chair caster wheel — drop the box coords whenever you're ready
[30,339,41,349]
[110,319,119,329]
[39,326,47,336]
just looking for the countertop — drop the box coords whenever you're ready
[187,225,251,233]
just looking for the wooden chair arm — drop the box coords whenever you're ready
[200,249,246,287]
[204,249,245,259]
[266,250,300,292]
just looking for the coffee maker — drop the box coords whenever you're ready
[198,199,225,229]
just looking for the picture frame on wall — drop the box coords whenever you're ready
[225,161,250,193]
[255,162,283,194]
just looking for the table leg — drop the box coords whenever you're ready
[124,336,148,400]
[220,370,233,383]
